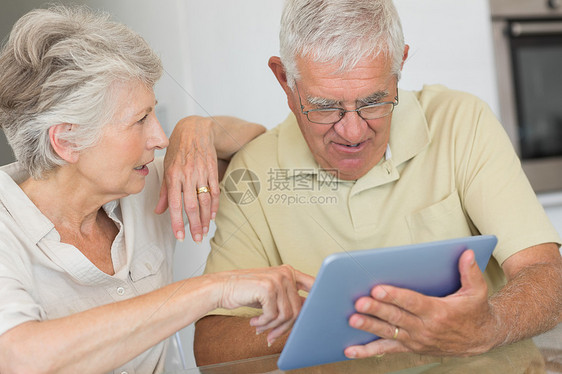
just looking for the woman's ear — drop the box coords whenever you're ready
[49,123,79,163]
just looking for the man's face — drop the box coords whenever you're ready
[288,54,398,181]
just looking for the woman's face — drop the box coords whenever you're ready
[75,80,168,200]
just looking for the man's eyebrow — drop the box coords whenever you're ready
[357,90,389,105]
[307,95,340,107]
[306,90,391,108]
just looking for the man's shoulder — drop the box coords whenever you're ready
[416,84,490,112]
[412,84,497,140]
[227,120,286,172]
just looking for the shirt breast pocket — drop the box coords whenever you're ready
[129,244,170,294]
[406,190,473,243]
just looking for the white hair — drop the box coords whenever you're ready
[279,0,405,88]
[0,5,162,179]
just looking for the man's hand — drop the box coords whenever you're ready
[344,250,498,358]
[155,116,220,243]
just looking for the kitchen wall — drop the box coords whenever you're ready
[183,0,500,127]
[0,0,194,159]
[1,0,560,370]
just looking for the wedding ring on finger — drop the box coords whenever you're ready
[196,186,210,195]
[392,326,400,339]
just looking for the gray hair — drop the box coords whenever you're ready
[0,5,162,179]
[279,0,405,88]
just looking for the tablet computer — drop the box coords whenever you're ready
[277,235,498,371]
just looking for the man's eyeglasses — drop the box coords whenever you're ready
[295,82,399,125]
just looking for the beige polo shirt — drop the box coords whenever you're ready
[206,85,561,318]
[0,157,175,374]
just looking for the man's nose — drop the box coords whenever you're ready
[332,111,367,143]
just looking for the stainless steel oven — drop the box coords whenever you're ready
[491,0,562,192]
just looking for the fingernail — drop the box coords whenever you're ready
[203,227,209,235]
[211,212,216,220]
[194,234,202,243]
[347,349,357,358]
[357,299,371,313]
[353,316,364,328]
[375,287,386,299]
[176,231,184,242]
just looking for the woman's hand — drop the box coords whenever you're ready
[155,116,220,243]
[155,115,265,243]
[214,265,314,346]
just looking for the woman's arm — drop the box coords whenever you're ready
[154,116,266,243]
[0,265,312,374]
[210,116,267,162]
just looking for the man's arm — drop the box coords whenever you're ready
[154,116,266,242]
[488,243,562,344]
[343,243,562,358]
[194,315,289,366]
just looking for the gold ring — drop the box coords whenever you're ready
[196,186,210,195]
[392,326,399,339]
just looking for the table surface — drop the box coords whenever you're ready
[165,323,562,374]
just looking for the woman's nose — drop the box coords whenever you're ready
[148,118,169,150]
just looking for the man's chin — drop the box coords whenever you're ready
[331,166,369,181]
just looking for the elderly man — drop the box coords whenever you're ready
[182,0,562,367]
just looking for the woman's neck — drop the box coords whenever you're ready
[18,167,114,235]
[19,167,120,275]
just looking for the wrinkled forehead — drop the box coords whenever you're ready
[104,80,156,124]
[294,53,395,100]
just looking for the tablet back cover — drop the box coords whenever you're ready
[277,235,497,371]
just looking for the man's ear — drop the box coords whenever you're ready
[401,45,410,71]
[48,123,79,163]
[268,56,297,112]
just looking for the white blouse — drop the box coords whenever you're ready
[0,157,176,374]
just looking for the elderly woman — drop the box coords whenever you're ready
[0,6,312,374]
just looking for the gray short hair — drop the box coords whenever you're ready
[279,0,405,88]
[0,5,162,179]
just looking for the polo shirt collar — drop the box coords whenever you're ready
[277,89,430,184]
[277,114,319,176]
[386,89,430,167]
